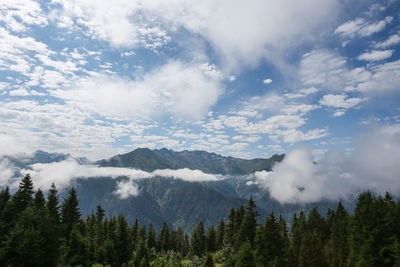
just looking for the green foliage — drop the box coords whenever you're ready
[233,242,256,267]
[202,253,214,267]
[190,221,205,257]
[0,175,399,267]
[61,186,81,243]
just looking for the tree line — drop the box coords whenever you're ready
[0,174,399,266]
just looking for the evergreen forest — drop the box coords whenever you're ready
[1,174,400,267]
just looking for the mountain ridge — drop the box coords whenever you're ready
[96,147,285,175]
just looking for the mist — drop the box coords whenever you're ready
[255,125,400,203]
[0,158,224,198]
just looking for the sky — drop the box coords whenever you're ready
[1,0,400,162]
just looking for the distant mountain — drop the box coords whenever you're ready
[3,150,89,166]
[3,148,354,233]
[96,147,284,175]
[72,177,251,232]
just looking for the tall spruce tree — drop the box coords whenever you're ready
[238,196,258,248]
[61,187,81,243]
[190,221,206,257]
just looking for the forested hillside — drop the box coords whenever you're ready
[1,174,399,266]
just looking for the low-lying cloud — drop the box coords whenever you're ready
[1,159,224,199]
[256,125,400,203]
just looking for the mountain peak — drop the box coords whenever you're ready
[97,147,284,175]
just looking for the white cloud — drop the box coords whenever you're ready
[0,133,29,157]
[9,89,30,96]
[263,78,272,84]
[0,0,48,32]
[300,49,400,95]
[256,125,400,203]
[0,158,16,186]
[355,60,400,93]
[333,110,346,117]
[221,142,249,151]
[358,50,393,61]
[232,135,261,143]
[15,158,224,196]
[53,0,342,69]
[52,61,224,120]
[375,34,400,48]
[334,16,393,38]
[284,87,318,99]
[114,179,139,199]
[319,94,362,109]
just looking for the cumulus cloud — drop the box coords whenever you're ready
[52,61,224,120]
[256,125,400,203]
[114,179,139,199]
[375,34,400,48]
[300,49,400,94]
[0,133,30,157]
[263,78,272,84]
[358,50,393,61]
[0,158,16,186]
[334,16,393,38]
[319,94,362,116]
[53,0,342,69]
[13,159,224,197]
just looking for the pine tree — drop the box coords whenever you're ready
[65,225,88,266]
[9,174,35,216]
[288,211,306,266]
[216,219,225,250]
[33,188,46,210]
[191,221,206,257]
[147,222,157,250]
[131,218,139,248]
[95,205,105,248]
[116,214,132,266]
[0,186,10,212]
[2,207,45,266]
[347,192,376,266]
[61,187,81,243]
[202,253,215,267]
[238,196,258,248]
[256,212,287,267]
[325,202,349,267]
[205,226,216,252]
[158,222,170,252]
[46,183,60,225]
[234,242,256,267]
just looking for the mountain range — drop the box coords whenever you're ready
[2,148,353,232]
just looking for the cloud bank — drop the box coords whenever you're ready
[256,125,400,203]
[0,159,224,198]
[53,0,342,69]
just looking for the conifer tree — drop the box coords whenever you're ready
[65,225,88,266]
[325,202,349,267]
[116,214,131,266]
[46,183,60,225]
[216,219,225,250]
[205,226,217,252]
[147,222,157,250]
[233,242,256,267]
[61,187,81,243]
[238,196,258,248]
[191,221,206,257]
[202,253,215,267]
[131,218,139,248]
[0,186,10,212]
[9,174,34,216]
[95,204,105,248]
[158,221,170,252]
[33,188,46,210]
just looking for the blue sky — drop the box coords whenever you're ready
[1,0,400,160]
